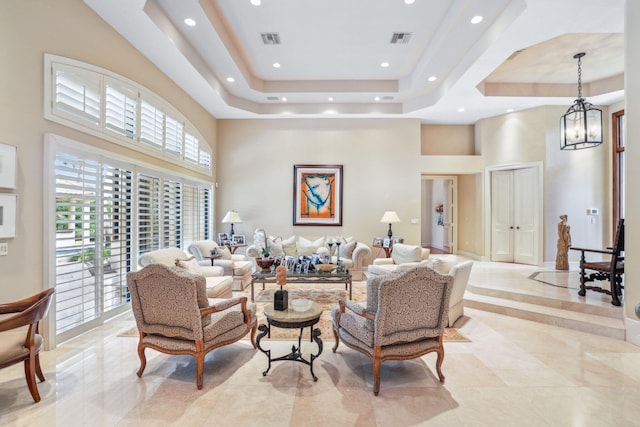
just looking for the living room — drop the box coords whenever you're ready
[2,0,640,425]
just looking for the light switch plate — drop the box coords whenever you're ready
[0,242,8,256]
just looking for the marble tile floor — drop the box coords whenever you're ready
[2,262,640,426]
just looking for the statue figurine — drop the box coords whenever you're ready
[555,214,571,270]
[274,265,288,311]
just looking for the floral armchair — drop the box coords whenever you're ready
[331,267,453,395]
[126,264,257,389]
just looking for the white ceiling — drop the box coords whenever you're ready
[84,0,625,124]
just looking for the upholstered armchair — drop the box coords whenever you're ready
[187,240,253,291]
[367,243,430,277]
[331,268,453,395]
[430,257,474,326]
[126,264,257,389]
[138,247,233,298]
[0,288,55,403]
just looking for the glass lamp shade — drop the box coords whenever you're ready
[560,99,603,150]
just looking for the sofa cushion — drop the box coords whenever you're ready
[139,247,188,267]
[205,276,233,299]
[430,257,455,274]
[338,240,357,259]
[267,236,285,257]
[391,244,422,264]
[176,257,202,274]
[281,235,297,256]
[298,236,325,256]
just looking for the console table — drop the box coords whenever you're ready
[250,269,352,302]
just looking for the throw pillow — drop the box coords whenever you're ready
[337,240,357,259]
[298,236,325,255]
[217,246,232,260]
[391,244,422,265]
[267,236,284,257]
[282,235,297,256]
[175,257,202,274]
[430,257,454,275]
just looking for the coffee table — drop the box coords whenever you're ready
[250,269,352,302]
[256,302,323,381]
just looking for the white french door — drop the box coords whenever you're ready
[491,166,540,265]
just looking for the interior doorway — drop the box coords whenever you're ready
[421,176,457,254]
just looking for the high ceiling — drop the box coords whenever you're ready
[84,0,625,124]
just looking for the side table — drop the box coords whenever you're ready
[256,302,323,381]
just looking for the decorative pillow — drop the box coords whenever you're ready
[175,257,202,274]
[298,236,325,255]
[267,236,284,257]
[391,244,422,265]
[430,257,454,275]
[282,235,297,256]
[217,245,232,260]
[337,240,357,259]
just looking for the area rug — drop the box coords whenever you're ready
[118,280,470,342]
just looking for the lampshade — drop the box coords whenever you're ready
[560,52,603,150]
[380,211,400,223]
[221,210,242,224]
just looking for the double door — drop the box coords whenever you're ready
[491,167,539,265]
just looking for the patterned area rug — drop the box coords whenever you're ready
[118,281,470,342]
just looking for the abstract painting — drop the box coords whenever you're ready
[293,164,342,226]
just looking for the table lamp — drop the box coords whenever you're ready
[221,210,242,238]
[380,211,400,239]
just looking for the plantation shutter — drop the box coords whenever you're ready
[165,115,184,157]
[200,187,211,240]
[184,132,199,163]
[140,100,164,149]
[162,179,182,248]
[105,81,137,140]
[53,65,101,127]
[182,184,197,249]
[137,173,161,254]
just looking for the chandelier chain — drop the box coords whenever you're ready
[577,55,582,99]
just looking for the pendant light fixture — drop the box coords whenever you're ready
[560,52,603,150]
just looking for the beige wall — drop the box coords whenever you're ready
[421,124,475,155]
[216,118,423,256]
[0,0,217,302]
[457,174,483,255]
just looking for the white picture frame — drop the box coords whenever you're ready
[0,143,17,189]
[0,194,17,238]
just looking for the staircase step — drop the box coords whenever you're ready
[464,291,625,340]
[467,284,621,319]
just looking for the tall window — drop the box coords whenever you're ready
[50,136,212,343]
[612,110,625,233]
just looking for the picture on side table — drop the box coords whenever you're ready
[372,237,384,246]
[233,234,245,245]
[217,233,228,244]
[293,164,343,226]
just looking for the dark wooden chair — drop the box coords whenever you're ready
[0,288,55,402]
[571,219,624,306]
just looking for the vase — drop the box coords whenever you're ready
[256,257,275,272]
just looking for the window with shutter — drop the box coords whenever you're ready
[105,81,137,140]
[53,65,101,127]
[165,115,184,157]
[137,173,161,254]
[140,100,164,149]
[184,132,199,163]
[162,179,182,248]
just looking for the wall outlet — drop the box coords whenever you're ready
[0,242,8,256]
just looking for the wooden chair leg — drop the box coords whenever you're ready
[24,355,41,402]
[332,327,340,353]
[35,354,46,383]
[372,347,382,396]
[196,354,205,390]
[250,324,257,349]
[435,348,445,383]
[136,344,147,378]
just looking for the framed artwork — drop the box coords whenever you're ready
[233,234,246,245]
[0,143,17,189]
[0,194,17,238]
[293,164,343,226]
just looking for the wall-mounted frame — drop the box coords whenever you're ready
[0,143,17,189]
[293,164,343,226]
[0,194,17,238]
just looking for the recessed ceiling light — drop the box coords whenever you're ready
[226,77,235,83]
[281,97,287,102]
[272,62,281,68]
[506,108,514,113]
[471,15,483,24]
[457,108,465,112]
[328,97,334,102]
[381,62,390,68]
[428,76,437,82]
[184,18,196,27]
[250,0,262,5]
[404,0,415,4]
[374,96,381,102]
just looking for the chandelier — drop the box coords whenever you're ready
[560,52,603,150]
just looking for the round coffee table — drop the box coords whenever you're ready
[256,302,323,381]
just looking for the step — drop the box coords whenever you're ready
[464,291,625,340]
[467,283,621,319]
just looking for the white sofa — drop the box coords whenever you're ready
[246,233,371,281]
[186,240,253,291]
[367,243,430,277]
[138,247,233,299]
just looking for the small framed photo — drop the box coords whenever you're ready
[233,234,245,245]
[372,237,383,246]
[392,237,404,244]
[0,143,17,190]
[382,238,391,248]
[0,194,17,238]
[217,233,228,244]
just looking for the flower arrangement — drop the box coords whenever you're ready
[435,203,444,213]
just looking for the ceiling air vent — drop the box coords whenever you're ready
[266,96,280,101]
[382,96,394,101]
[261,33,281,45]
[390,33,412,44]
